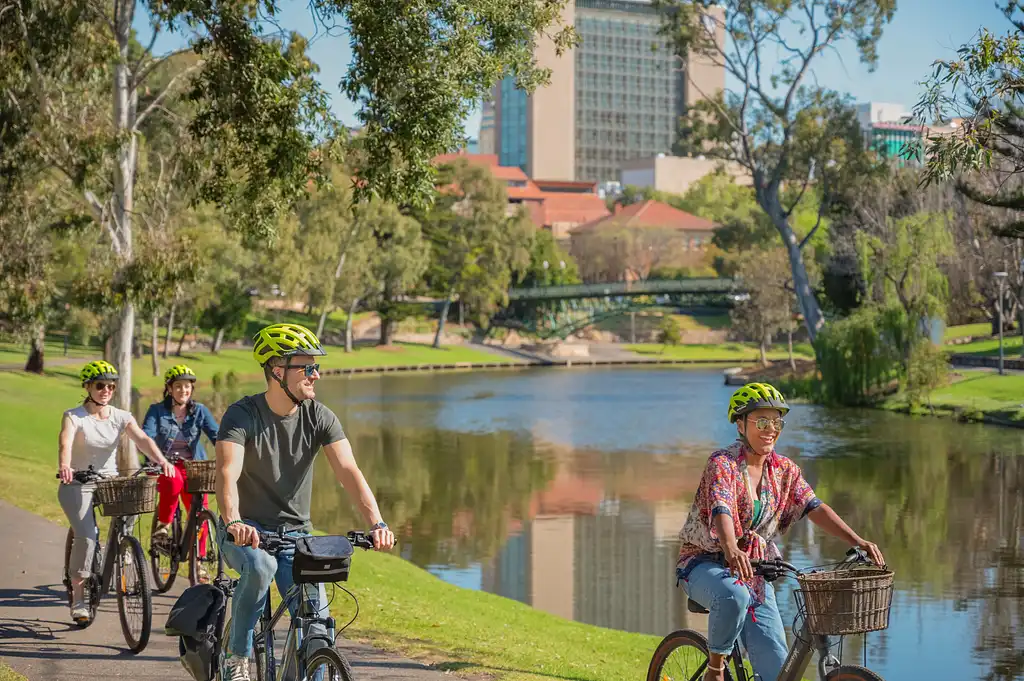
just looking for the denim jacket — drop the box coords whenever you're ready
[141,399,219,461]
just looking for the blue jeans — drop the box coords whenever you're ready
[681,561,789,681]
[218,520,328,659]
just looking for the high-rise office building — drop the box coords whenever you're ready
[486,0,724,183]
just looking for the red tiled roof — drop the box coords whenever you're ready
[571,199,715,234]
[534,179,599,193]
[540,192,610,226]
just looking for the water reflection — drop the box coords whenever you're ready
[202,368,1023,681]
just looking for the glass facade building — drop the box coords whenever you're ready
[573,0,684,183]
[498,77,529,172]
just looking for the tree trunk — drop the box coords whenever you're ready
[163,302,176,359]
[112,0,138,473]
[103,335,113,362]
[458,299,464,327]
[766,204,824,344]
[380,315,393,346]
[345,298,358,353]
[1019,280,1024,358]
[113,302,137,472]
[759,332,769,367]
[25,323,45,373]
[630,311,636,344]
[787,326,795,371]
[175,325,187,356]
[434,291,454,349]
[212,328,226,354]
[151,312,160,376]
[379,281,394,346]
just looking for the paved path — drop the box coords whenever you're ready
[0,501,448,680]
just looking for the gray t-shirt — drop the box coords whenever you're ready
[218,394,345,530]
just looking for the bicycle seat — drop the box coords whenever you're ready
[687,598,710,614]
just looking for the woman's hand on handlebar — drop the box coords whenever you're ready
[58,465,74,485]
[370,525,396,551]
[723,541,754,581]
[227,521,260,549]
[854,539,885,567]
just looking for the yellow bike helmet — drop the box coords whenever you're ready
[727,382,789,423]
[164,364,197,384]
[252,323,325,366]
[80,360,119,386]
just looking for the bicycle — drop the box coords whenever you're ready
[219,529,376,681]
[149,455,225,592]
[647,548,893,681]
[58,464,161,653]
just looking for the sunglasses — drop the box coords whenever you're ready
[748,416,785,431]
[286,363,321,378]
[91,382,117,392]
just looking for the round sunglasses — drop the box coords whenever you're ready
[748,416,785,431]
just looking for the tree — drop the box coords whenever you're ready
[515,230,581,288]
[356,201,429,346]
[7,0,576,409]
[654,0,894,342]
[657,315,682,353]
[730,247,803,366]
[571,227,694,282]
[423,160,534,347]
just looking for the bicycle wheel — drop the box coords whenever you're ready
[647,629,732,681]
[151,509,182,593]
[63,529,74,608]
[190,508,224,586]
[305,646,354,681]
[115,534,152,653]
[254,626,276,681]
[64,528,101,627]
[826,665,886,681]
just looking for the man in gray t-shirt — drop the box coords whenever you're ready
[215,323,395,681]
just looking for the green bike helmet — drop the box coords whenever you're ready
[251,323,326,366]
[164,364,197,384]
[727,382,789,423]
[80,360,119,387]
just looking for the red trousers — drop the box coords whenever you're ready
[157,461,209,556]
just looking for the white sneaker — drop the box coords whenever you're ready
[222,655,251,681]
[153,522,170,537]
[71,600,90,623]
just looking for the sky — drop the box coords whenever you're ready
[135,0,1009,138]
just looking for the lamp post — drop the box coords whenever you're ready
[995,271,1008,375]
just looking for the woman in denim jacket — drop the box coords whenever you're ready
[142,364,220,547]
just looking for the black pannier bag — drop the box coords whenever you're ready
[165,583,227,681]
[293,535,355,584]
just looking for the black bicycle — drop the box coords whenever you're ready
[648,548,893,681]
[149,455,224,592]
[58,464,160,653]
[219,529,376,681]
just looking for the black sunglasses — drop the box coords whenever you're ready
[91,382,117,391]
[286,363,320,378]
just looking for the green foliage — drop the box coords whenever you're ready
[905,340,950,410]
[814,304,909,405]
[657,315,681,348]
[517,229,581,288]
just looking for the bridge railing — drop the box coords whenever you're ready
[507,277,742,302]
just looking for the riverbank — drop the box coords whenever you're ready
[0,369,662,681]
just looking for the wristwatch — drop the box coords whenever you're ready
[371,521,389,531]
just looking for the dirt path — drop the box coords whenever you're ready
[0,500,449,680]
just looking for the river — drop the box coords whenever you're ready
[214,366,1024,681]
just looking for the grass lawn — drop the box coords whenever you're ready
[626,342,815,361]
[882,373,1024,424]
[948,334,1023,358]
[0,662,26,681]
[0,368,666,681]
[0,340,95,368]
[943,322,992,341]
[22,343,514,397]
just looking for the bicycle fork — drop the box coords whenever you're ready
[774,632,841,681]
[279,585,336,681]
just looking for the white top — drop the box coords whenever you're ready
[64,405,135,475]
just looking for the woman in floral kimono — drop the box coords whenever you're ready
[677,383,884,681]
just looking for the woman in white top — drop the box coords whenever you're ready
[58,360,174,624]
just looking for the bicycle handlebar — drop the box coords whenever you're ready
[56,463,164,484]
[750,547,877,582]
[254,530,377,554]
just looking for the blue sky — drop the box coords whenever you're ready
[136,0,1008,137]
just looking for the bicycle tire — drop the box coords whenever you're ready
[305,646,355,681]
[115,534,152,653]
[254,626,276,681]
[647,629,734,681]
[150,509,182,593]
[63,529,74,609]
[825,665,886,681]
[189,508,224,586]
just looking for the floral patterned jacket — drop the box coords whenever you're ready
[677,440,822,606]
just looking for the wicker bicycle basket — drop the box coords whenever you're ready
[795,567,895,635]
[183,460,217,494]
[94,475,157,517]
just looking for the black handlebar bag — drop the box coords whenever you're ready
[292,535,354,584]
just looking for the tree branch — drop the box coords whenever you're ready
[134,47,197,90]
[133,62,203,131]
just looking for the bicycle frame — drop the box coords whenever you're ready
[93,507,136,594]
[169,491,207,558]
[254,582,336,681]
